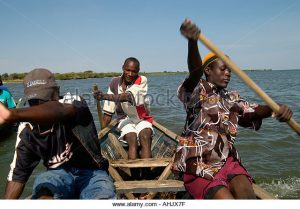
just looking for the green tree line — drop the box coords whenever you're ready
[0,71,122,82]
[1,70,186,82]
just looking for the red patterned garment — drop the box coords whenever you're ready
[172,78,262,180]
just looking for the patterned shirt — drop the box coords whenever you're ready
[172,78,262,180]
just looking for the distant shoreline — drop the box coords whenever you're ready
[244,69,272,71]
[2,69,300,83]
[2,71,187,83]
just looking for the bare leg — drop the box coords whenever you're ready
[124,132,138,160]
[229,175,256,199]
[139,128,152,180]
[139,128,152,159]
[124,132,139,180]
[211,187,234,199]
[138,128,153,198]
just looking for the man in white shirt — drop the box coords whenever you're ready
[93,57,153,180]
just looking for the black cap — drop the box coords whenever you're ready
[23,68,58,101]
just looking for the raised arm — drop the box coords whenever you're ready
[187,40,202,73]
[180,19,203,92]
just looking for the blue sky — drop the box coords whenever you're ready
[1,0,300,73]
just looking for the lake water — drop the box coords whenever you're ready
[1,70,300,199]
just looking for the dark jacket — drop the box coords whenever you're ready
[7,94,108,183]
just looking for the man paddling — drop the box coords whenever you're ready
[172,19,293,199]
[93,57,153,181]
[0,68,115,199]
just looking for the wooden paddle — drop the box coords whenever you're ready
[93,84,103,129]
[197,32,300,136]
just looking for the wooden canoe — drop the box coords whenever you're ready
[98,119,277,199]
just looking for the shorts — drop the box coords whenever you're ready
[117,118,153,143]
[31,166,116,199]
[183,157,253,199]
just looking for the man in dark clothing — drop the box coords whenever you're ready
[172,19,293,199]
[0,68,115,199]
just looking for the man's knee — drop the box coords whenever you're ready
[229,175,256,199]
[35,187,54,199]
[139,128,152,142]
[124,132,138,145]
[80,170,116,199]
[210,186,234,199]
[233,185,256,199]
[32,169,73,199]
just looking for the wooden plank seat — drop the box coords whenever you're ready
[115,180,185,194]
[110,158,173,168]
